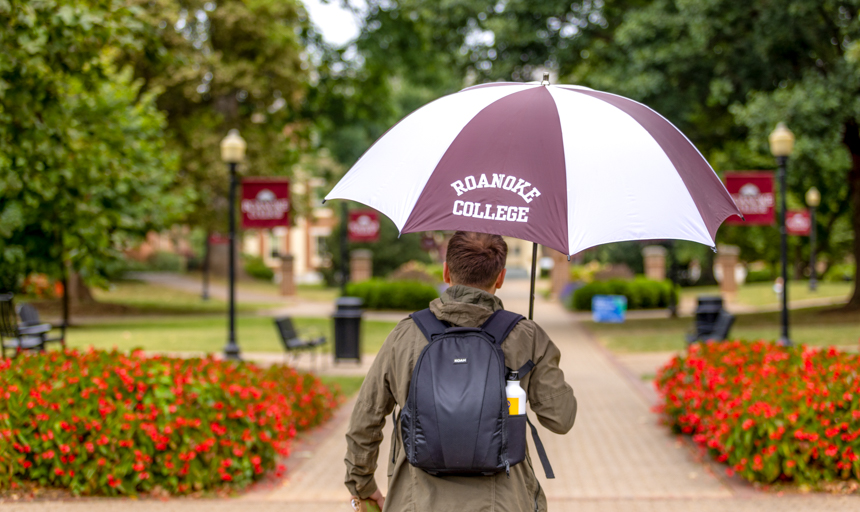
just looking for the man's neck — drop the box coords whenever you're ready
[450,282,496,295]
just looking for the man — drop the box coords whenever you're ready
[345,231,576,511]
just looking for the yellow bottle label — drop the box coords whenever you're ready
[507,397,519,416]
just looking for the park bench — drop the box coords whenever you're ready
[0,293,54,358]
[17,302,66,350]
[273,316,326,368]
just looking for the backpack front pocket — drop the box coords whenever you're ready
[506,414,527,467]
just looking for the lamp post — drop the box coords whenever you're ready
[220,129,246,360]
[806,186,820,291]
[340,201,350,294]
[769,122,795,346]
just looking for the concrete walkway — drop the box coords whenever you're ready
[4,279,856,511]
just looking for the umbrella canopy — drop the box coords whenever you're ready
[326,81,740,256]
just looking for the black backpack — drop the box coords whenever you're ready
[399,308,554,478]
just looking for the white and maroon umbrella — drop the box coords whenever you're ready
[325,78,741,314]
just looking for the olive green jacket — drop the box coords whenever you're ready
[344,285,577,512]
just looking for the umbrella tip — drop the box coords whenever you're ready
[541,72,550,85]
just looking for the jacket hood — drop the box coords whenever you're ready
[429,284,505,327]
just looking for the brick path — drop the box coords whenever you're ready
[4,279,857,511]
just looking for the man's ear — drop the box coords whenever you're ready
[494,268,507,290]
[443,261,452,285]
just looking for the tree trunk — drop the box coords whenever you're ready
[699,248,718,286]
[844,120,860,309]
[793,244,804,281]
[202,230,211,300]
[68,272,95,305]
[61,264,70,327]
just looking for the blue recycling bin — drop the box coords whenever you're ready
[592,295,627,323]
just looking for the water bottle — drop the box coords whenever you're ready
[505,371,526,416]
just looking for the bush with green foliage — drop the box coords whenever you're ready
[745,267,775,284]
[824,262,855,283]
[244,255,274,281]
[146,251,185,273]
[569,277,677,311]
[345,279,438,310]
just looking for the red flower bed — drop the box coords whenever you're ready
[0,349,341,495]
[656,341,860,484]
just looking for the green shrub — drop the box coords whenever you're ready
[243,255,274,281]
[569,277,677,311]
[824,262,855,282]
[0,349,341,496]
[745,267,774,283]
[345,279,438,310]
[145,251,185,272]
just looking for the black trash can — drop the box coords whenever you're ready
[334,297,363,363]
[686,296,724,343]
[694,296,723,333]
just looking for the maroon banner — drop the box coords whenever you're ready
[348,210,380,242]
[241,178,290,229]
[786,209,811,236]
[724,172,775,225]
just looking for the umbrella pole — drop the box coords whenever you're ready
[529,242,538,320]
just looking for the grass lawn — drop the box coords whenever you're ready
[319,375,366,398]
[65,315,400,355]
[187,271,340,303]
[587,306,860,353]
[680,280,852,307]
[93,280,282,312]
[26,280,281,319]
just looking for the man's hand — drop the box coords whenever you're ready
[369,489,386,510]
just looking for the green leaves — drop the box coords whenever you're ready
[0,0,190,288]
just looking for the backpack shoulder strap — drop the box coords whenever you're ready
[410,309,449,342]
[526,415,555,479]
[506,360,536,380]
[480,310,524,346]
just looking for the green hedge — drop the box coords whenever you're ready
[745,267,774,283]
[824,262,855,282]
[244,255,274,281]
[146,251,185,272]
[345,279,439,311]
[569,277,678,311]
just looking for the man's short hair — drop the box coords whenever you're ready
[446,231,508,289]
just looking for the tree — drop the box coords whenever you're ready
[120,0,314,234]
[557,0,860,305]
[0,0,189,322]
[341,0,860,305]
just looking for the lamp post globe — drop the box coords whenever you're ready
[221,129,246,163]
[769,123,794,346]
[221,129,246,361]
[806,187,820,292]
